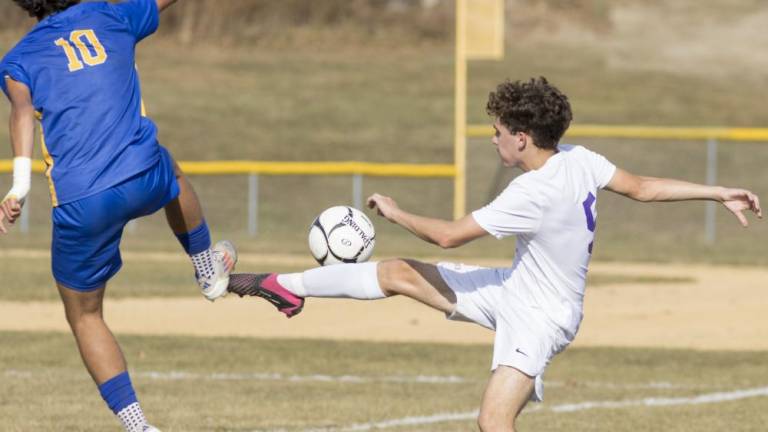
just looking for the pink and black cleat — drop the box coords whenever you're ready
[227,273,305,318]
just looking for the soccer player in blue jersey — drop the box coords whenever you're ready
[0,1,236,430]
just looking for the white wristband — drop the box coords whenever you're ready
[3,156,31,204]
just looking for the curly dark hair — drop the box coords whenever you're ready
[486,77,572,150]
[12,0,80,20]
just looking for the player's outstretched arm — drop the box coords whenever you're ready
[1,78,35,234]
[367,193,488,248]
[156,0,179,12]
[606,168,762,227]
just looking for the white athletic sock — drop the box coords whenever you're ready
[277,273,306,296]
[116,402,149,432]
[191,249,214,279]
[280,262,385,300]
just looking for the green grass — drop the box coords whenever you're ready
[0,250,693,301]
[0,252,307,301]
[586,273,695,286]
[1,331,767,431]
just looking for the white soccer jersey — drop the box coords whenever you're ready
[472,145,616,340]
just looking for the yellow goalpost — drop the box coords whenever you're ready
[453,0,505,219]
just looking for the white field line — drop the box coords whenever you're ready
[2,369,723,390]
[133,372,721,390]
[264,386,768,432]
[276,411,482,432]
[2,369,466,385]
[550,386,768,412]
[3,369,766,430]
[137,371,467,384]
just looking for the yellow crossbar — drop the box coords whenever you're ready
[178,161,455,177]
[467,124,768,141]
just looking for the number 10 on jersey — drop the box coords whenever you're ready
[55,30,108,72]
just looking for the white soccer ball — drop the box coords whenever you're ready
[308,206,376,266]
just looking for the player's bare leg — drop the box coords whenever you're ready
[381,262,536,432]
[164,159,203,234]
[228,258,457,317]
[477,366,535,432]
[163,157,236,301]
[376,259,457,314]
[58,284,125,383]
[58,284,156,431]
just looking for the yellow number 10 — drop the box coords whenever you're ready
[55,30,108,72]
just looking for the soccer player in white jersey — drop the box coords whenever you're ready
[228,77,762,431]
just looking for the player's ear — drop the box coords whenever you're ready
[517,132,528,151]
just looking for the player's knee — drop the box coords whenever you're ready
[377,259,420,297]
[477,411,515,432]
[60,291,104,328]
[64,307,103,331]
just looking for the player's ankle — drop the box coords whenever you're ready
[98,372,152,432]
[174,220,210,255]
[276,273,306,297]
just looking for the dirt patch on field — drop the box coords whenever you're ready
[575,262,768,350]
[0,254,766,350]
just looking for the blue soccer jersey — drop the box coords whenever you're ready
[0,0,162,206]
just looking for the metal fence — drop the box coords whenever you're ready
[0,160,455,236]
[3,124,767,241]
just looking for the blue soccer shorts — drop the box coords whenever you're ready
[51,146,180,291]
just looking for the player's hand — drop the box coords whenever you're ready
[719,188,762,227]
[0,196,23,234]
[366,193,401,223]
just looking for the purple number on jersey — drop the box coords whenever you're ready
[582,192,596,253]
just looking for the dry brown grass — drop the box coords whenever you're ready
[0,0,454,49]
[507,0,768,80]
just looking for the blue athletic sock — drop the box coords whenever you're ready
[98,371,138,415]
[175,220,211,255]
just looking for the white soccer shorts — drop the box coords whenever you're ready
[437,262,571,402]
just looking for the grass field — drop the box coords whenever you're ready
[0,255,766,430]
[0,249,694,302]
[2,332,767,432]
[1,3,767,431]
